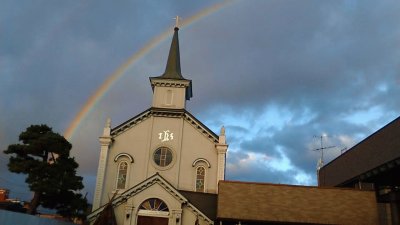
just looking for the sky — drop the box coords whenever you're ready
[1,0,400,204]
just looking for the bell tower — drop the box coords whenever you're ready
[149,27,193,109]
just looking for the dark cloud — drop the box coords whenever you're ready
[183,1,400,117]
[1,0,399,202]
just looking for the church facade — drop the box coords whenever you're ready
[90,27,227,225]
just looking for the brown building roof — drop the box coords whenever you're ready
[217,180,379,225]
[319,116,400,187]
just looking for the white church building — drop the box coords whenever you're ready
[89,26,228,225]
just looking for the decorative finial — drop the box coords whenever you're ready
[102,118,111,136]
[220,126,225,136]
[106,118,111,128]
[218,126,226,144]
[173,16,181,29]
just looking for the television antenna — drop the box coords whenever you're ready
[313,135,335,169]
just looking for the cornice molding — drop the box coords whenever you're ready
[111,110,152,137]
[111,108,219,144]
[150,79,190,88]
[183,114,219,143]
[99,136,112,145]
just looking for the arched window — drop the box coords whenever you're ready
[116,161,128,189]
[139,198,169,212]
[195,166,206,192]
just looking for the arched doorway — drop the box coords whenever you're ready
[137,198,169,225]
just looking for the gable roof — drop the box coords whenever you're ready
[111,107,219,143]
[217,180,378,225]
[319,116,400,187]
[88,173,214,224]
[179,190,217,220]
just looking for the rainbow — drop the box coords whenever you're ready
[64,1,235,139]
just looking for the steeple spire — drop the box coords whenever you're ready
[159,27,184,79]
[150,25,193,101]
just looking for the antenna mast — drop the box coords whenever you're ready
[313,135,335,169]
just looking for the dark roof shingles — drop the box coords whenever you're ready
[179,190,217,220]
[217,180,378,225]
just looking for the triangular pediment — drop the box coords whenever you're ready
[111,108,219,143]
[88,173,213,224]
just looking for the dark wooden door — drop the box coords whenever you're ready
[137,216,168,225]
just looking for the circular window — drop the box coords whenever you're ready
[153,147,173,167]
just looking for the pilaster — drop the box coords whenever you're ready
[93,118,113,210]
[216,126,228,192]
[171,209,182,225]
[124,203,134,225]
[216,145,228,181]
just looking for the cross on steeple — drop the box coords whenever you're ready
[174,16,181,28]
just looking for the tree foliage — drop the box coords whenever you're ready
[4,124,88,219]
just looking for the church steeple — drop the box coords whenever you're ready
[150,26,193,108]
[160,27,184,80]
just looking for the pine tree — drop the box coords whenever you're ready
[3,124,88,219]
